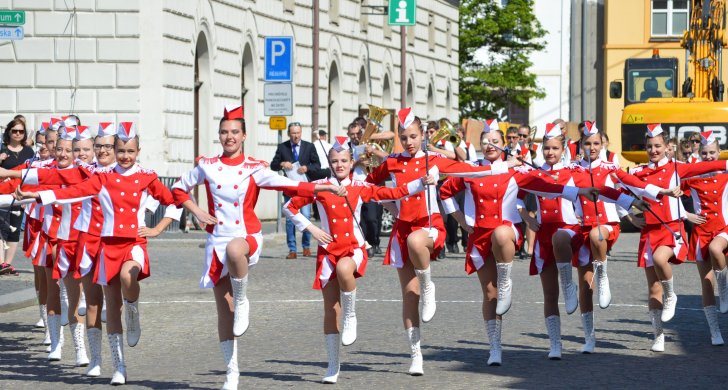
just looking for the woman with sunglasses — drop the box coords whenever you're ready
[0,118,35,276]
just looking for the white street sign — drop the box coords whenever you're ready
[0,26,24,40]
[264,83,293,116]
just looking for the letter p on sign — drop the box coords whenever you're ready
[265,36,293,82]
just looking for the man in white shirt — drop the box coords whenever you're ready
[314,129,332,170]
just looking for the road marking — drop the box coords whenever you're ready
[139,298,704,311]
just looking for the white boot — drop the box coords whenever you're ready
[495,262,513,315]
[581,312,596,353]
[86,327,102,377]
[650,309,665,352]
[405,327,423,375]
[220,339,239,389]
[70,322,90,366]
[593,260,612,309]
[704,305,724,346]
[108,333,127,385]
[545,315,562,360]
[47,314,63,361]
[60,280,69,326]
[415,267,436,323]
[101,300,107,323]
[35,303,46,328]
[340,289,357,346]
[40,304,50,345]
[78,291,87,316]
[715,267,728,314]
[124,299,141,347]
[486,319,502,366]
[661,278,678,322]
[231,275,250,337]
[322,334,340,384]
[557,262,578,314]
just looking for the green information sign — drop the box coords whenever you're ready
[388,0,416,26]
[0,10,25,26]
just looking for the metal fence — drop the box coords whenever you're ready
[144,176,186,233]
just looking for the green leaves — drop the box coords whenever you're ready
[459,0,546,119]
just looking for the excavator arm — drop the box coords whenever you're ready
[681,0,727,101]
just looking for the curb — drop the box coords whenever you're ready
[0,287,36,313]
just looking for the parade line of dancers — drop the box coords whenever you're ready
[2,106,728,389]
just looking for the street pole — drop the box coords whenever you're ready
[400,26,406,108]
[312,0,320,133]
[276,130,283,233]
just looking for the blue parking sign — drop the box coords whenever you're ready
[265,37,293,82]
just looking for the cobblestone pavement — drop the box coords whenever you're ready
[1,231,727,389]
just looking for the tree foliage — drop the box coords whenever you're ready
[459,0,546,120]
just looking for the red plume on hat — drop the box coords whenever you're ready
[583,121,599,136]
[117,122,137,142]
[397,107,414,128]
[223,105,244,120]
[543,123,561,140]
[646,123,663,138]
[700,130,716,145]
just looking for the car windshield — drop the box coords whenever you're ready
[627,68,675,103]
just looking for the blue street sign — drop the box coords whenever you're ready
[265,36,293,82]
[0,26,24,40]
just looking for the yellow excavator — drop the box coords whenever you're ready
[610,0,728,163]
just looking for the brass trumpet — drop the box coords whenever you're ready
[430,118,462,147]
[360,104,393,170]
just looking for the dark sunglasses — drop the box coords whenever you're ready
[518,133,528,138]
[10,128,25,134]
[691,139,701,144]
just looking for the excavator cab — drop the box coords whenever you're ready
[610,57,679,105]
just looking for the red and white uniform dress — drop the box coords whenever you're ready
[682,173,728,261]
[687,153,700,164]
[528,163,638,274]
[365,150,510,267]
[571,158,662,266]
[22,161,116,278]
[629,157,728,267]
[172,154,316,288]
[439,160,583,275]
[284,177,426,289]
[37,164,183,285]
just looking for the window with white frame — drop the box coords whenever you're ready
[651,0,689,37]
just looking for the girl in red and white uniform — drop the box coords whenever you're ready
[365,108,516,375]
[681,130,727,345]
[20,122,183,385]
[439,128,601,366]
[284,137,433,383]
[1,123,119,375]
[171,106,343,390]
[628,123,728,352]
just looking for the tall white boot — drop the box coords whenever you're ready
[581,311,596,353]
[405,327,423,376]
[485,319,502,366]
[715,267,728,313]
[415,267,436,323]
[340,289,357,346]
[108,333,127,385]
[35,303,46,328]
[70,322,89,366]
[495,262,513,315]
[220,339,239,389]
[78,290,87,316]
[47,314,63,361]
[545,315,562,360]
[231,275,250,337]
[40,304,51,346]
[86,327,102,377]
[60,280,69,326]
[322,334,340,384]
[593,260,612,309]
[124,299,141,347]
[661,278,678,322]
[557,262,578,314]
[704,305,724,346]
[650,309,665,352]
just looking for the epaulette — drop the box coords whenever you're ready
[136,166,157,175]
[350,179,374,188]
[198,156,220,165]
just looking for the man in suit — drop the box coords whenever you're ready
[271,122,324,259]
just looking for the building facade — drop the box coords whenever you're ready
[0,0,459,218]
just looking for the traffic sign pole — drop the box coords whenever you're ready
[388,0,416,26]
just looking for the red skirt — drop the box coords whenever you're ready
[530,223,582,275]
[384,214,446,268]
[23,217,42,254]
[313,245,367,290]
[36,234,55,269]
[637,221,687,268]
[465,223,523,275]
[573,224,621,267]
[52,238,78,280]
[75,231,101,279]
[94,236,150,286]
